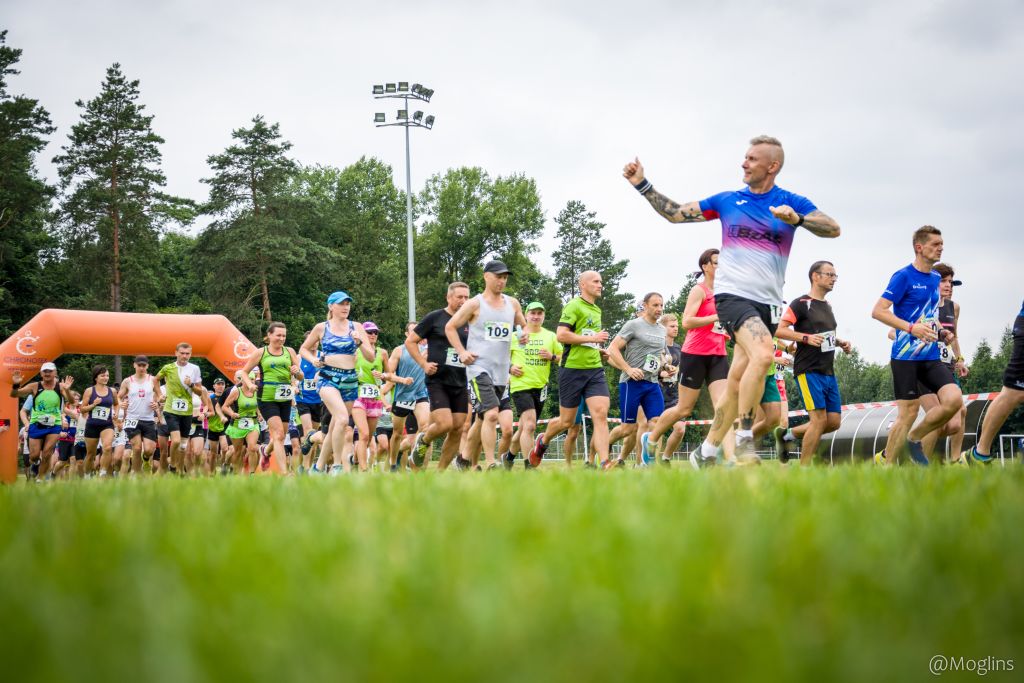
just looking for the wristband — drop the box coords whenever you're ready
[794,214,805,227]
[907,322,914,334]
[635,179,652,195]
[11,382,20,390]
[801,335,808,344]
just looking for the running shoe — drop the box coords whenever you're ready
[300,433,315,456]
[453,455,470,471]
[639,432,653,465]
[660,456,672,468]
[330,464,344,476]
[772,426,790,464]
[948,452,969,466]
[905,439,930,466]
[966,446,992,464]
[502,451,516,470]
[735,434,761,466]
[411,432,429,468]
[389,463,399,472]
[528,434,547,467]
[688,450,714,470]
[601,457,625,470]
[873,449,887,466]
[487,462,500,471]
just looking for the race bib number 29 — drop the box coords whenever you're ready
[274,384,294,401]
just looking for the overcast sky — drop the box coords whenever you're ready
[5,0,1023,364]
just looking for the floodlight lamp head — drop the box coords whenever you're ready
[424,115,435,129]
[421,88,434,102]
[385,83,397,93]
[413,110,424,122]
[412,83,423,94]
[372,84,384,95]
[398,82,409,92]
[374,112,386,123]
[397,109,408,120]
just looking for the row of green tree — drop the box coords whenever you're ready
[0,33,1019,432]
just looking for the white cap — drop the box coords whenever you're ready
[40,362,57,372]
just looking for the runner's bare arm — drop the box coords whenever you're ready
[240,349,262,392]
[681,286,716,329]
[299,324,323,366]
[770,206,840,238]
[445,298,480,357]
[623,156,707,224]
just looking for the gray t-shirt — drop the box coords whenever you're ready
[616,317,668,384]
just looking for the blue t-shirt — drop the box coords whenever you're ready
[298,358,321,405]
[882,264,942,361]
[1019,300,1024,318]
[699,185,817,306]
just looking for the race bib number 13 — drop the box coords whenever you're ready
[93,407,110,421]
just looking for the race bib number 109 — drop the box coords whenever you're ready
[484,321,512,342]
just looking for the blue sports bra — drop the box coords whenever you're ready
[321,319,357,357]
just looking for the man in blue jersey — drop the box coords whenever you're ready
[871,225,962,465]
[623,136,841,464]
[964,300,1024,463]
[296,341,324,470]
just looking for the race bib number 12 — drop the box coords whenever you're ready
[171,398,188,413]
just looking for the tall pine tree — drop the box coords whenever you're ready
[0,31,55,336]
[198,116,313,328]
[551,200,632,332]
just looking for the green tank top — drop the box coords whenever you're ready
[259,347,293,402]
[158,363,194,416]
[207,392,225,431]
[236,389,259,417]
[356,347,384,386]
[30,386,63,427]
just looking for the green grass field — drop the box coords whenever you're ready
[2,466,1022,682]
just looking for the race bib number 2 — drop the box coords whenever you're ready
[484,321,512,342]
[237,417,255,431]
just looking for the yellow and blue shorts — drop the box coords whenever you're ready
[796,373,841,414]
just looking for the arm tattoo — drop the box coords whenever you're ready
[801,210,840,238]
[643,188,706,224]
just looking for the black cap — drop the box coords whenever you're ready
[134,355,149,364]
[484,260,512,276]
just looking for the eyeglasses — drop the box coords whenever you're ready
[815,272,839,279]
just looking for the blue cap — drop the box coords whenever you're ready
[327,291,353,305]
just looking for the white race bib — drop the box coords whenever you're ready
[820,330,837,353]
[540,386,549,403]
[939,342,954,364]
[445,349,465,368]
[359,384,381,400]
[36,414,56,427]
[303,378,317,392]
[484,321,512,342]
[642,354,661,374]
[770,305,783,325]
[113,431,128,447]
[237,417,255,431]
[712,321,728,337]
[123,418,138,430]
[171,398,188,413]
[273,384,294,401]
[92,406,110,421]
[581,328,602,350]
[395,399,415,411]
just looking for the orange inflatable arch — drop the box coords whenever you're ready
[0,309,257,483]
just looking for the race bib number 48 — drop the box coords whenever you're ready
[484,321,512,342]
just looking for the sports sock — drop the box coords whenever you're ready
[700,440,717,460]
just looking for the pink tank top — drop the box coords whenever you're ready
[681,283,727,356]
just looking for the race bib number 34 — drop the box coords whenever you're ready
[484,321,512,342]
[302,379,317,392]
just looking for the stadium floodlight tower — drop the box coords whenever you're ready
[373,82,435,322]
